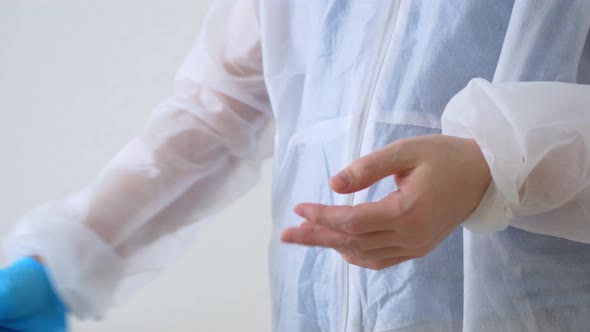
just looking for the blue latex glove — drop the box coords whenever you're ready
[0,258,67,332]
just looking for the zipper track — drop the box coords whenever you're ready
[339,2,400,332]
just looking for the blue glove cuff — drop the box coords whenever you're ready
[0,257,67,325]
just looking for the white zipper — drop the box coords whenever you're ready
[339,2,400,331]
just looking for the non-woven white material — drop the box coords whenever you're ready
[6,0,273,319]
[5,0,590,331]
[443,79,590,243]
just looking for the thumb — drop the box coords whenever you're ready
[0,258,52,320]
[330,139,416,194]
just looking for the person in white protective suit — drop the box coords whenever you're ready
[2,0,590,331]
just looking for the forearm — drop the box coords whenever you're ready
[4,0,271,319]
[6,85,271,319]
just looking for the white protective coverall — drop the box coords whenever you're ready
[6,0,590,331]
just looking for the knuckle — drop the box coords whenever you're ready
[341,221,358,234]
[352,250,367,258]
[350,158,380,184]
[349,223,364,235]
[339,235,364,251]
[308,205,325,222]
[345,216,366,235]
[346,237,362,249]
[302,235,318,246]
[343,206,356,222]
[351,159,372,178]
[338,236,354,249]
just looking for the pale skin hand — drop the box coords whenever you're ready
[281,134,491,270]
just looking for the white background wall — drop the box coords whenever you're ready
[0,1,272,331]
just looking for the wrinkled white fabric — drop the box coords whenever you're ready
[5,0,590,331]
[6,0,273,319]
[443,79,590,243]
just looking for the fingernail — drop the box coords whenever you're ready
[330,170,350,189]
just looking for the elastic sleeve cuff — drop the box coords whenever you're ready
[3,204,125,320]
[462,181,513,233]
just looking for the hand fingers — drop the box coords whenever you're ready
[281,221,406,252]
[295,193,407,234]
[282,222,425,270]
[330,139,417,194]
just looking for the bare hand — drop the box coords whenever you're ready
[281,135,491,270]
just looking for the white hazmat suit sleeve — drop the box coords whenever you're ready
[4,0,272,319]
[442,78,590,243]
